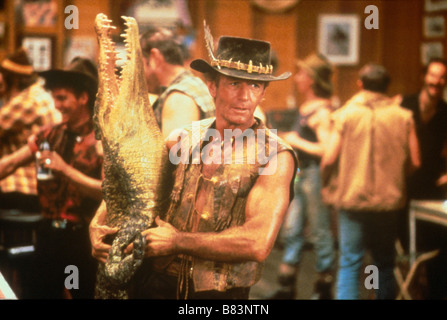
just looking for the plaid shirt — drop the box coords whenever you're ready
[0,81,61,195]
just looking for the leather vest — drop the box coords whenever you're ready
[163,117,296,292]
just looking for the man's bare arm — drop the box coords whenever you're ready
[40,149,103,200]
[0,145,34,180]
[280,109,332,158]
[161,92,200,139]
[407,120,421,175]
[143,151,295,263]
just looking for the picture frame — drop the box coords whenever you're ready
[64,36,97,67]
[420,42,444,65]
[425,0,447,12]
[424,15,445,37]
[318,14,360,66]
[21,0,57,27]
[21,36,52,71]
[0,21,6,49]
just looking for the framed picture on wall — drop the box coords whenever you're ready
[318,14,360,65]
[420,42,444,65]
[16,0,57,27]
[64,37,97,67]
[22,36,52,71]
[425,0,447,12]
[424,15,445,37]
[0,21,5,49]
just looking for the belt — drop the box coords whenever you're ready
[162,256,193,278]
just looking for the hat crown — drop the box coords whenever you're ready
[64,57,98,83]
[0,48,34,75]
[190,23,291,82]
[216,36,271,66]
[7,48,32,67]
[301,53,332,79]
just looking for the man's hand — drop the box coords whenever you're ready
[125,216,179,257]
[144,216,180,256]
[40,151,67,174]
[89,217,118,263]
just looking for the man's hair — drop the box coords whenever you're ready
[312,81,332,99]
[423,57,447,75]
[203,69,220,85]
[359,63,390,93]
[44,79,96,116]
[139,27,184,66]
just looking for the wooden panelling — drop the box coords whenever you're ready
[64,0,112,65]
[0,0,438,111]
[68,0,111,37]
[252,5,297,111]
[382,0,425,97]
[189,0,435,110]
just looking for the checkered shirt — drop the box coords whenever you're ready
[0,80,61,195]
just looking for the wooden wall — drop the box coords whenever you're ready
[188,0,430,111]
[1,0,437,112]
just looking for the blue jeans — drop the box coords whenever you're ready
[336,209,399,299]
[281,164,335,273]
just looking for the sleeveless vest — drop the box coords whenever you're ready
[163,117,296,292]
[152,70,215,129]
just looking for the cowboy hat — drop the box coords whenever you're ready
[39,57,98,90]
[296,53,333,94]
[191,36,290,82]
[0,47,34,75]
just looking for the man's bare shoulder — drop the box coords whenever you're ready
[164,91,197,112]
[258,149,296,181]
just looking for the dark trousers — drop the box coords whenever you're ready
[25,220,98,299]
[0,191,40,213]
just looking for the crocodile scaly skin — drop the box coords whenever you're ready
[93,14,171,299]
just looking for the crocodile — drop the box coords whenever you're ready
[93,13,172,299]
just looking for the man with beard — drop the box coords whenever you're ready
[400,57,447,299]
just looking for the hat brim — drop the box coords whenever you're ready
[190,59,291,82]
[38,69,97,88]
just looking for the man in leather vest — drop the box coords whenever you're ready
[90,33,298,299]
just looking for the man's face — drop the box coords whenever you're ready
[142,55,161,94]
[51,88,88,127]
[423,62,447,99]
[294,68,313,95]
[209,75,266,128]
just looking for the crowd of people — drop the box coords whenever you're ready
[0,21,446,300]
